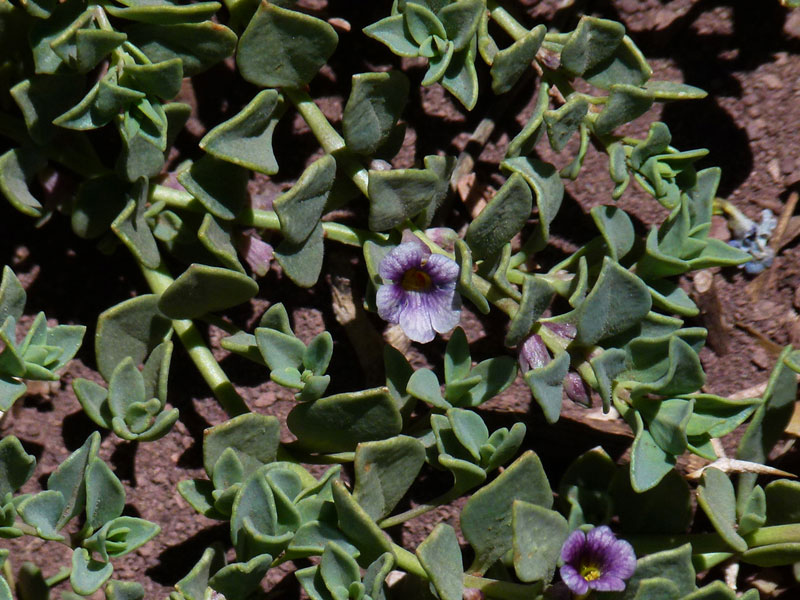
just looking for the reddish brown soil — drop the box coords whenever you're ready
[2,0,800,597]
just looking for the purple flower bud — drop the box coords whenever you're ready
[543,322,577,340]
[564,372,591,407]
[559,526,636,596]
[518,334,551,372]
[375,242,461,344]
[237,231,273,278]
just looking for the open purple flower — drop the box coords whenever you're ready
[559,526,636,596]
[376,242,461,343]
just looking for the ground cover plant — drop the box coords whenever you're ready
[1,0,800,598]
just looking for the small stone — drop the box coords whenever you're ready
[762,73,783,90]
[767,158,782,183]
[751,347,771,369]
[747,105,760,118]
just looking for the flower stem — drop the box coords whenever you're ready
[283,87,371,198]
[138,261,249,417]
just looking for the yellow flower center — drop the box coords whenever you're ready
[401,268,432,292]
[580,563,602,582]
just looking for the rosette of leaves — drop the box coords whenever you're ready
[169,544,274,600]
[221,303,333,402]
[5,432,159,595]
[364,0,484,109]
[405,327,517,409]
[0,266,85,412]
[179,412,283,520]
[72,341,178,441]
[297,543,394,600]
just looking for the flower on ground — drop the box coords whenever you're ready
[376,241,461,343]
[559,525,636,596]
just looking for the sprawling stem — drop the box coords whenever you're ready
[151,184,385,247]
[283,87,370,197]
[379,487,463,529]
[139,261,249,417]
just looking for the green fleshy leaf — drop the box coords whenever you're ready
[174,545,225,600]
[111,178,161,269]
[557,448,615,528]
[511,501,569,583]
[505,277,553,347]
[584,35,652,90]
[17,490,66,541]
[95,294,172,381]
[85,457,125,529]
[209,553,272,599]
[0,267,25,327]
[490,25,544,94]
[237,2,338,88]
[178,155,249,221]
[404,2,445,45]
[737,485,766,536]
[119,58,183,100]
[288,388,402,453]
[417,524,463,600]
[594,84,654,136]
[368,167,439,231]
[507,80,549,158]
[697,468,747,552]
[438,0,482,51]
[0,147,47,218]
[465,173,532,259]
[158,263,258,319]
[454,240,490,314]
[200,89,284,174]
[629,412,675,492]
[591,205,635,261]
[441,39,478,110]
[332,480,394,566]
[543,95,589,152]
[354,436,426,520]
[10,75,85,143]
[740,544,800,568]
[524,351,570,424]
[72,176,129,240]
[644,80,707,100]
[274,221,325,288]
[638,397,693,456]
[204,412,281,477]
[458,356,517,407]
[255,328,305,373]
[343,71,409,156]
[84,516,160,560]
[561,16,625,77]
[125,21,237,77]
[501,157,564,244]
[274,154,336,245]
[105,1,221,24]
[363,15,420,58]
[198,214,246,273]
[573,257,651,346]
[54,78,145,130]
[461,451,552,574]
[105,581,145,600]
[0,436,36,497]
[71,548,113,594]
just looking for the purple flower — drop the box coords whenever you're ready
[376,242,461,343]
[559,526,636,596]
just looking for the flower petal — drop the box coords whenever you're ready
[424,287,461,334]
[424,253,460,285]
[560,529,586,563]
[559,565,589,596]
[379,242,428,282]
[586,525,617,556]
[398,291,435,343]
[589,575,627,592]
[604,539,637,579]
[377,284,405,324]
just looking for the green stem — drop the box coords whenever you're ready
[2,557,15,590]
[139,261,249,417]
[283,88,370,197]
[486,1,529,40]
[45,567,71,588]
[151,185,384,247]
[626,524,800,557]
[391,544,541,600]
[379,487,462,529]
